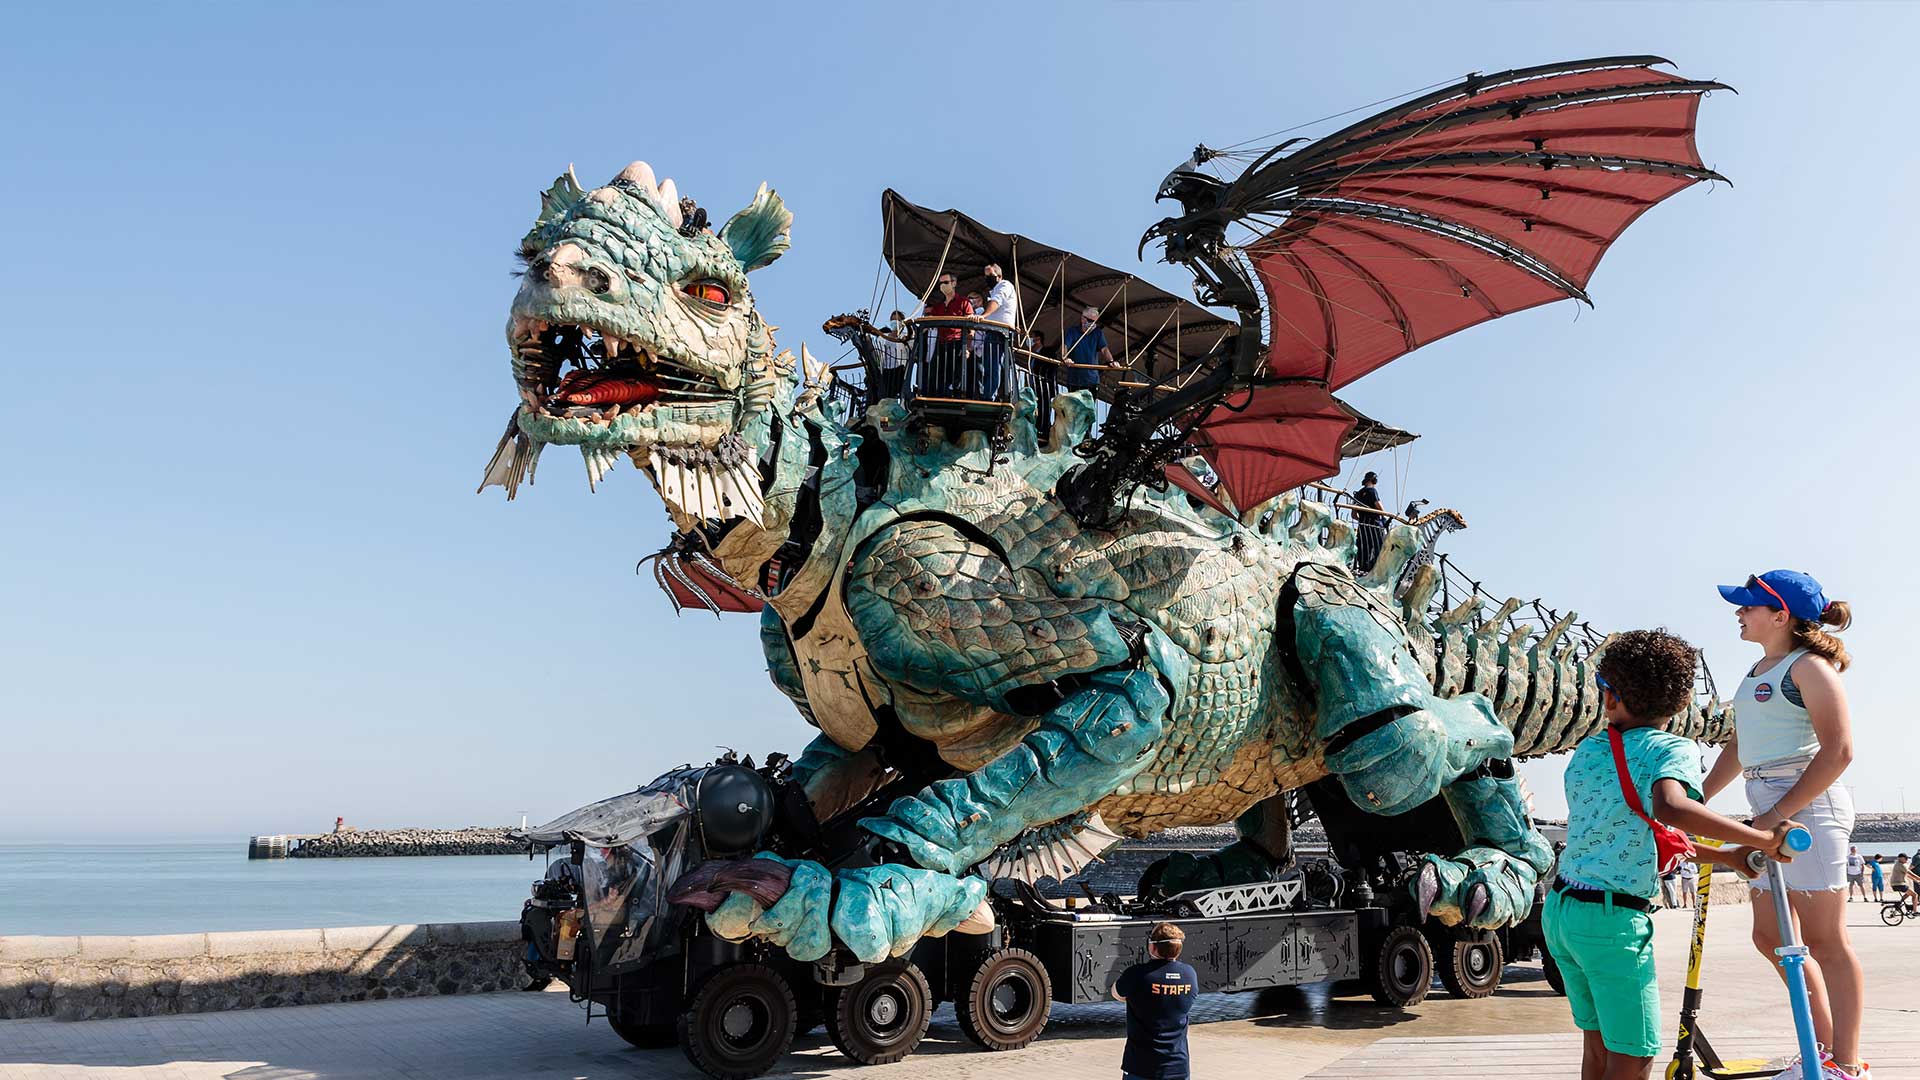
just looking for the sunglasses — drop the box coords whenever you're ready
[1595,671,1615,700]
[1746,574,1790,613]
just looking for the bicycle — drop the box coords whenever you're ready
[1881,895,1915,926]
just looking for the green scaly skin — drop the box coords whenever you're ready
[486,163,1736,964]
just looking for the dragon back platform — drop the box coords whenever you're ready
[486,57,1735,1078]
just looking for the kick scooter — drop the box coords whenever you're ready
[1668,827,1816,1080]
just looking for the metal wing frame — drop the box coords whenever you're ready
[1060,55,1729,524]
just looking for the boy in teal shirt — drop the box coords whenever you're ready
[1547,629,1802,1080]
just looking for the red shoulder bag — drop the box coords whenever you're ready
[1608,726,1696,877]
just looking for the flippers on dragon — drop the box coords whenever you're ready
[481,56,1737,965]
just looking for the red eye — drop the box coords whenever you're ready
[684,281,730,306]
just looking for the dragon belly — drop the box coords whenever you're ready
[1094,645,1325,837]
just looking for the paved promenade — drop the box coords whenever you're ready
[3,907,1914,1079]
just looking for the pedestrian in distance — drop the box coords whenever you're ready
[1846,846,1866,902]
[1700,570,1866,1079]
[1867,854,1884,902]
[1893,854,1917,915]
[1544,628,1802,1080]
[1111,922,1197,1080]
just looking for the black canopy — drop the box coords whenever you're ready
[881,190,1237,386]
[878,189,1413,462]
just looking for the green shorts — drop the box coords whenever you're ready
[1542,888,1661,1057]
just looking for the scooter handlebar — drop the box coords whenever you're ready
[1742,826,1814,876]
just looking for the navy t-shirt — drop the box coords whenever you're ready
[1116,958,1197,1079]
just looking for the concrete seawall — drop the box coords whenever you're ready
[0,921,524,1021]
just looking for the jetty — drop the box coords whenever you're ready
[247,826,522,859]
[245,834,324,859]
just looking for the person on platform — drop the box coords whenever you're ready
[1350,471,1386,571]
[921,273,971,394]
[975,263,1017,400]
[1545,628,1799,1080]
[1846,846,1867,901]
[869,310,909,401]
[1867,854,1885,902]
[1701,570,1866,1079]
[1111,922,1197,1080]
[1025,329,1055,438]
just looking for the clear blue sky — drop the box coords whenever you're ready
[3,3,1915,840]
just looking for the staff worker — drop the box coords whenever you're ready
[1112,923,1197,1080]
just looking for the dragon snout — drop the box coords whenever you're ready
[527,242,603,291]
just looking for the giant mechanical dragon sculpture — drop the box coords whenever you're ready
[482,58,1735,966]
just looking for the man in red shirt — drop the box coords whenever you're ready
[921,272,972,395]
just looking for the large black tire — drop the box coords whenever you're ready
[1368,925,1433,1007]
[1882,903,1906,927]
[677,963,797,1080]
[826,960,933,1065]
[607,1010,678,1049]
[1541,950,1567,996]
[954,948,1052,1051]
[1435,929,1504,999]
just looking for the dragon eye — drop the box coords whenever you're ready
[585,267,613,294]
[683,280,730,306]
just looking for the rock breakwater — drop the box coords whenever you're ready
[289,827,522,858]
[1853,813,1920,844]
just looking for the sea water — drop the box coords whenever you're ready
[3,839,1915,937]
[0,842,553,936]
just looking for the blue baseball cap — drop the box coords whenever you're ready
[1718,570,1831,622]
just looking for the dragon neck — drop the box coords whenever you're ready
[706,399,849,608]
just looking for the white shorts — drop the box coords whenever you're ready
[1744,773,1855,893]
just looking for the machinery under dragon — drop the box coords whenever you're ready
[486,56,1737,1077]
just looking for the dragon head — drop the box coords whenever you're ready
[483,161,797,531]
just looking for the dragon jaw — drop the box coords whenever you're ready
[483,161,794,531]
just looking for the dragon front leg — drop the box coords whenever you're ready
[858,665,1169,873]
[685,518,1170,963]
[1292,563,1554,929]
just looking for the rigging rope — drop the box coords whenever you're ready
[1213,76,1455,152]
[912,217,961,311]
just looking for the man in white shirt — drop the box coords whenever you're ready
[868,309,908,401]
[976,263,1017,400]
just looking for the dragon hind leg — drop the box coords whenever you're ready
[1292,563,1554,928]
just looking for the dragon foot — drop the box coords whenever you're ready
[670,854,990,963]
[1412,846,1538,930]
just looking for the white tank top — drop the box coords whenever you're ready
[1735,647,1820,767]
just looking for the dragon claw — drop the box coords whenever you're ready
[1416,861,1441,921]
[1464,882,1491,925]
[1411,848,1540,929]
[670,853,987,964]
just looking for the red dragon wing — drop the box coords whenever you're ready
[1110,56,1730,516]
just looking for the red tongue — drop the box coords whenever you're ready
[553,371,660,407]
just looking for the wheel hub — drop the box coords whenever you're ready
[1465,944,1491,980]
[721,1000,759,1041]
[991,982,1021,1018]
[868,989,902,1029]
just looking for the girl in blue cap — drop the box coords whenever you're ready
[1702,570,1864,1079]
